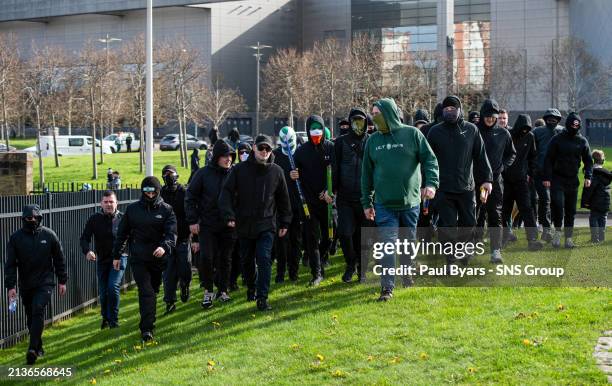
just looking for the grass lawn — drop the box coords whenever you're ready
[32,150,198,187]
[7,138,37,150]
[0,237,610,385]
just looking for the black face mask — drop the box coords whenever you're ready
[163,175,178,189]
[142,191,159,204]
[566,126,580,136]
[545,120,559,129]
[23,219,40,231]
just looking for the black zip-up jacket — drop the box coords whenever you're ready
[427,99,492,193]
[80,210,124,264]
[111,195,177,262]
[219,152,292,239]
[272,147,301,212]
[533,123,564,174]
[333,131,368,203]
[581,167,612,212]
[185,141,236,233]
[505,114,537,182]
[477,100,516,178]
[161,184,190,242]
[544,131,593,182]
[293,115,336,209]
[5,223,67,290]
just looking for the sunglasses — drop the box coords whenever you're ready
[257,144,272,152]
[142,187,156,192]
[239,150,249,155]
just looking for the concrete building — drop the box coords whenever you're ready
[1,0,611,142]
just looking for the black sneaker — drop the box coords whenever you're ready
[229,282,240,292]
[180,285,190,303]
[275,276,285,284]
[289,274,298,282]
[164,302,176,316]
[26,349,37,365]
[342,268,354,283]
[377,288,393,302]
[141,331,154,342]
[401,274,414,288]
[541,229,553,242]
[309,276,323,287]
[246,289,256,302]
[101,320,110,330]
[37,348,45,357]
[256,298,272,311]
[109,322,120,329]
[201,291,214,309]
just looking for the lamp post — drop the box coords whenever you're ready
[249,42,271,136]
[145,0,154,176]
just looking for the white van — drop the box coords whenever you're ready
[24,136,112,157]
[103,132,141,153]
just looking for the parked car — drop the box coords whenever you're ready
[103,132,140,153]
[24,135,112,157]
[223,134,254,147]
[295,131,308,144]
[159,133,208,151]
[0,143,16,152]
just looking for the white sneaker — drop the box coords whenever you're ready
[552,230,561,248]
[218,292,231,302]
[201,290,214,309]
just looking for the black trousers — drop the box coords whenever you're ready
[435,190,476,245]
[502,178,538,241]
[476,177,504,250]
[163,241,192,303]
[197,228,236,293]
[229,246,241,286]
[21,286,52,352]
[303,205,330,278]
[337,200,372,275]
[275,215,301,280]
[551,177,579,237]
[131,259,165,333]
[534,174,552,228]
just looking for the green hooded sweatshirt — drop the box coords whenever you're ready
[361,98,439,210]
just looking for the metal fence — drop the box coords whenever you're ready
[32,182,140,194]
[0,189,140,348]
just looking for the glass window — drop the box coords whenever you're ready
[69,138,84,147]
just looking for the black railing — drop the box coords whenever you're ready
[32,182,139,193]
[0,189,140,348]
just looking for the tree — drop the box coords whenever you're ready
[122,35,147,172]
[0,33,20,150]
[542,37,612,114]
[158,39,207,167]
[261,48,303,127]
[22,44,64,184]
[80,41,107,179]
[194,78,246,134]
[347,33,383,111]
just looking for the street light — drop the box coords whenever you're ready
[249,42,271,136]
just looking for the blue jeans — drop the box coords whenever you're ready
[240,231,275,300]
[97,256,126,325]
[374,203,419,290]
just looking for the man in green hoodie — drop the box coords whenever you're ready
[361,98,439,301]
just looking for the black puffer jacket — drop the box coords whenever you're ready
[185,140,237,233]
[581,167,612,212]
[5,205,67,290]
[219,151,292,238]
[80,210,124,264]
[161,184,190,242]
[504,114,537,182]
[111,194,177,262]
[544,114,593,182]
[533,108,564,174]
[427,96,493,193]
[477,99,516,178]
[293,115,336,208]
[333,107,369,203]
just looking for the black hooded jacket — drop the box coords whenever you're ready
[504,114,537,181]
[5,205,67,290]
[581,167,612,212]
[185,140,237,233]
[544,113,593,182]
[533,108,564,174]
[111,190,177,262]
[80,209,125,264]
[420,103,443,139]
[293,115,336,208]
[161,183,190,242]
[273,147,301,213]
[427,96,493,193]
[333,107,369,203]
[413,109,430,126]
[218,151,292,239]
[477,99,516,178]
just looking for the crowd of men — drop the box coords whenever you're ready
[5,95,611,365]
